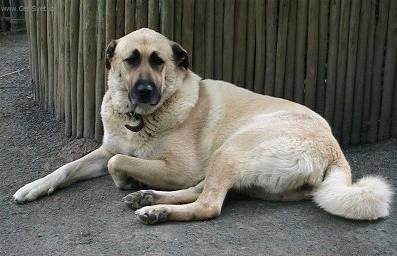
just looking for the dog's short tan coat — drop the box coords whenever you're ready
[14,29,392,224]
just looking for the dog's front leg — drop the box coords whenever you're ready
[107,154,196,190]
[13,146,113,203]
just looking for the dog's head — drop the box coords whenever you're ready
[105,28,189,115]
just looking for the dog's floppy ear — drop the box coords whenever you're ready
[105,40,117,70]
[171,42,189,69]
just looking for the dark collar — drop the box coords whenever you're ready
[125,112,144,132]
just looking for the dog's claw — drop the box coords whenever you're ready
[135,207,168,225]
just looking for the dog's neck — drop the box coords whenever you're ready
[132,71,201,136]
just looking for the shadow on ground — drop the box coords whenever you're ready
[1,33,396,256]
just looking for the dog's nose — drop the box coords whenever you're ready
[130,80,159,105]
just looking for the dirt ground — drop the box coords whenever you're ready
[1,33,396,256]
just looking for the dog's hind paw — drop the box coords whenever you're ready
[135,206,168,225]
[122,190,155,209]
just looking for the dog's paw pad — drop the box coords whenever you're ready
[135,207,168,225]
[122,190,154,209]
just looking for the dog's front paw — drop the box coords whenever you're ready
[122,190,155,209]
[135,206,169,225]
[13,177,56,203]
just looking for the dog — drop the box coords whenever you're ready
[13,28,393,224]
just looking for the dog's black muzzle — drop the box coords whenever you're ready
[129,79,161,105]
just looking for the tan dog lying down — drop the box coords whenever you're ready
[14,29,392,224]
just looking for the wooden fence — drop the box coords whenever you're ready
[24,0,397,146]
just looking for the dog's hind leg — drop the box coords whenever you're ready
[122,181,204,209]
[134,149,237,224]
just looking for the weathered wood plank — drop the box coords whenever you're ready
[160,0,174,39]
[254,0,266,94]
[233,0,247,87]
[193,0,206,76]
[378,0,397,141]
[125,0,136,34]
[105,0,117,91]
[64,0,71,136]
[304,0,319,110]
[135,0,148,29]
[315,0,329,115]
[181,0,194,65]
[245,0,256,90]
[265,0,277,95]
[274,0,289,97]
[76,0,84,137]
[58,0,65,121]
[341,0,360,146]
[70,0,79,136]
[213,0,223,80]
[324,0,340,124]
[360,0,376,143]
[83,0,97,138]
[367,0,390,143]
[284,0,297,100]
[95,0,106,141]
[222,0,234,82]
[116,0,125,37]
[148,0,159,31]
[333,0,351,141]
[205,0,215,78]
[350,0,371,145]
[294,0,307,103]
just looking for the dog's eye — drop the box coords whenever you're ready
[124,50,140,66]
[149,52,165,67]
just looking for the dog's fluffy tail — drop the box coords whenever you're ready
[313,164,393,220]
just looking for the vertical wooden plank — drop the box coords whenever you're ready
[52,0,59,116]
[174,0,182,42]
[116,0,125,37]
[193,0,206,76]
[360,0,376,143]
[304,0,319,110]
[213,0,224,80]
[274,0,289,97]
[70,0,79,136]
[254,0,266,94]
[333,0,351,141]
[284,0,296,100]
[105,0,117,91]
[245,0,256,90]
[181,0,194,66]
[160,0,174,38]
[58,0,65,121]
[205,0,215,78]
[351,0,371,145]
[341,0,360,146]
[95,0,106,141]
[125,0,136,34]
[135,0,148,29]
[29,0,39,101]
[222,0,234,82]
[232,0,247,86]
[324,0,340,124]
[265,0,277,95]
[36,0,42,106]
[42,0,48,111]
[378,0,397,141]
[367,0,390,143]
[294,0,308,103]
[148,0,159,31]
[76,0,84,137]
[47,0,54,113]
[315,0,329,115]
[64,0,71,136]
[83,0,97,138]
[392,65,397,138]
